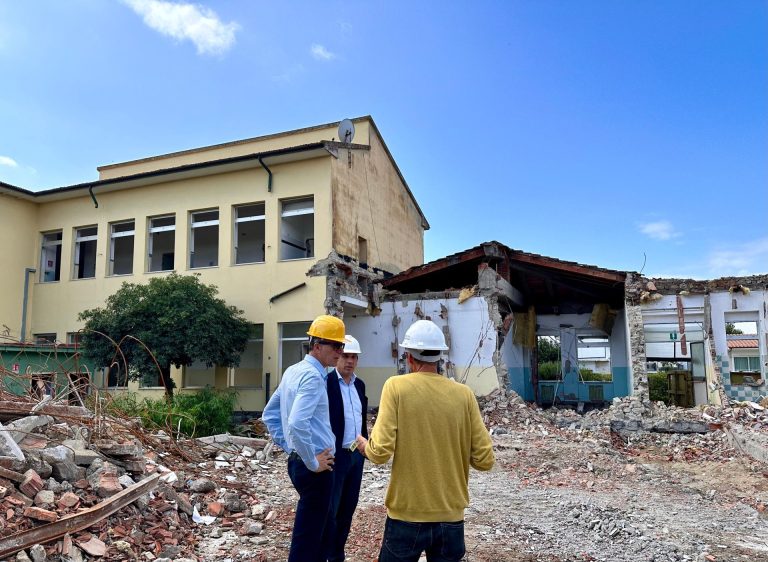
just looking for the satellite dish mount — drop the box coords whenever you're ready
[338,119,355,145]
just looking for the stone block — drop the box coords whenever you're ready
[57,491,80,509]
[73,449,101,466]
[51,460,86,482]
[34,489,55,506]
[5,415,53,444]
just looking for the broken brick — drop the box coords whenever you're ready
[19,468,44,498]
[208,501,224,516]
[24,505,58,522]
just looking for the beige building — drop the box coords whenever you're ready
[0,116,428,414]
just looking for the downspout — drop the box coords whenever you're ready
[258,156,273,192]
[20,268,36,343]
[88,185,99,208]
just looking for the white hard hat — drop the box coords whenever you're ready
[399,320,448,362]
[343,335,362,354]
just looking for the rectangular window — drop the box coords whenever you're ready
[190,209,219,268]
[74,226,98,279]
[234,203,266,264]
[148,215,175,272]
[280,197,314,260]
[733,356,761,372]
[184,360,215,388]
[577,337,612,382]
[40,231,62,282]
[33,333,57,346]
[230,324,263,387]
[66,332,82,347]
[140,366,170,388]
[280,322,311,375]
[109,221,135,275]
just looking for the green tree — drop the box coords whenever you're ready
[725,322,743,335]
[79,274,250,400]
[537,336,560,363]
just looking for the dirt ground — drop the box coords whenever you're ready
[197,399,768,562]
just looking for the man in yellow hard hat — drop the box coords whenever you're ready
[262,314,346,562]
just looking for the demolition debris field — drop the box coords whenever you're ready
[1,388,767,562]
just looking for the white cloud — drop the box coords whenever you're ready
[310,43,335,61]
[123,0,239,55]
[0,156,18,168]
[638,220,680,241]
[708,237,768,277]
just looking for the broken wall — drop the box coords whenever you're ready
[636,275,767,405]
[343,294,499,406]
[330,128,426,274]
[504,310,631,404]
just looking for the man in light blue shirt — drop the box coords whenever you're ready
[262,315,346,562]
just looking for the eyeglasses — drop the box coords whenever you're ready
[318,340,345,351]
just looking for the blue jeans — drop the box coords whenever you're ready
[287,453,334,562]
[378,516,466,562]
[324,449,364,562]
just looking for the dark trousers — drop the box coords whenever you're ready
[323,449,364,562]
[287,454,335,562]
[378,516,466,562]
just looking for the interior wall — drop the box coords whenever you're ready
[343,295,499,407]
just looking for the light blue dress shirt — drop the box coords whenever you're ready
[262,354,336,472]
[337,371,363,449]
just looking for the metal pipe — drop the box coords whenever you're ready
[269,282,306,303]
[88,185,98,208]
[258,156,273,192]
[20,268,36,343]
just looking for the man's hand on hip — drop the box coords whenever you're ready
[314,448,335,472]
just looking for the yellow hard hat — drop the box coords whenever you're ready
[306,315,346,343]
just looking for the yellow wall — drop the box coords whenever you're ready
[330,128,425,273]
[28,155,332,411]
[99,120,373,180]
[0,193,38,340]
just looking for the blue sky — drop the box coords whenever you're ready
[1,1,766,279]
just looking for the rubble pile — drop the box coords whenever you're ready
[0,391,288,562]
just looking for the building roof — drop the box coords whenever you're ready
[727,339,759,349]
[0,116,430,228]
[383,241,627,314]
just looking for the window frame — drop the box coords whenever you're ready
[279,196,315,261]
[147,215,176,272]
[229,323,264,388]
[73,226,98,280]
[40,230,63,283]
[189,208,220,269]
[234,203,266,265]
[109,220,135,276]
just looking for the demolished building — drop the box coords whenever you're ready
[337,242,767,408]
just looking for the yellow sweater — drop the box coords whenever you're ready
[365,372,495,522]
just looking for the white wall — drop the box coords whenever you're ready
[343,295,499,405]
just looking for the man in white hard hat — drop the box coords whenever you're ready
[356,320,494,562]
[322,334,368,562]
[262,314,346,562]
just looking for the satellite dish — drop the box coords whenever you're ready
[338,119,355,144]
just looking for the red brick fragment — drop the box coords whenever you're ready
[19,469,44,498]
[208,501,224,516]
[57,491,81,509]
[24,506,58,522]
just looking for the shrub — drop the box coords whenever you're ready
[538,361,561,380]
[648,372,670,404]
[580,369,612,382]
[105,387,237,437]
